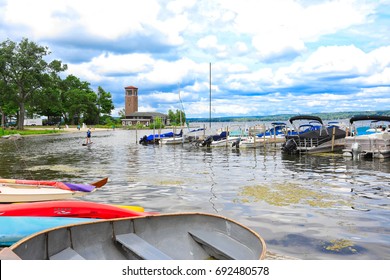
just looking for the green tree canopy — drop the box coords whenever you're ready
[60,75,96,125]
[0,79,18,127]
[0,38,67,129]
[0,38,115,127]
[168,109,186,126]
[96,86,114,124]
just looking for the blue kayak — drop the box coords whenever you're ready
[0,216,93,246]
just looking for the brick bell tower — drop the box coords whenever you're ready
[124,86,138,116]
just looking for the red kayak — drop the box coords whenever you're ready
[0,200,152,219]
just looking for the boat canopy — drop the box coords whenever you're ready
[145,130,182,141]
[349,115,390,124]
[288,115,323,125]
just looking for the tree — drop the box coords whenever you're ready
[168,109,186,126]
[0,38,67,129]
[118,109,126,118]
[31,72,63,122]
[96,86,114,124]
[0,48,18,127]
[149,116,164,129]
[60,75,96,125]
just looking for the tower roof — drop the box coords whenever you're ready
[125,85,138,89]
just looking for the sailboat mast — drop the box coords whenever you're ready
[209,62,211,129]
[178,83,182,127]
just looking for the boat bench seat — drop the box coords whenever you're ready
[49,247,85,260]
[189,229,253,260]
[116,233,172,260]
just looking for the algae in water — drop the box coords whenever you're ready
[237,182,347,208]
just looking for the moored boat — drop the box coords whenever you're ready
[256,122,288,143]
[0,178,102,192]
[160,128,206,145]
[0,200,150,219]
[0,178,108,203]
[281,115,349,154]
[139,130,183,145]
[0,185,90,203]
[232,136,265,149]
[1,213,267,260]
[343,115,390,159]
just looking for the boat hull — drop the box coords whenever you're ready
[342,133,390,159]
[235,137,265,148]
[0,216,92,246]
[0,185,90,203]
[160,137,188,145]
[0,178,96,192]
[3,213,267,260]
[0,200,149,219]
[0,178,107,203]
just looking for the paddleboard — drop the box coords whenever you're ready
[82,142,93,146]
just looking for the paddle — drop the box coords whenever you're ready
[90,177,108,188]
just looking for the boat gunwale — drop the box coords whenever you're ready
[7,212,267,260]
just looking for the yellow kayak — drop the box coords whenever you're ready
[114,204,144,212]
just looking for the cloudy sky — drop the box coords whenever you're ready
[1,0,390,118]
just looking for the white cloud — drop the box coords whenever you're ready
[302,45,370,75]
[272,44,390,89]
[234,42,248,54]
[137,57,202,86]
[197,35,226,52]
[222,0,375,61]
[166,0,196,14]
[138,105,158,112]
[3,0,185,45]
[1,0,389,118]
[143,91,182,103]
[90,53,154,75]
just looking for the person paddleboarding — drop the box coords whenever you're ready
[84,128,92,145]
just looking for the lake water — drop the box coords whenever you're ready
[1,125,389,260]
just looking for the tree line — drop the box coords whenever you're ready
[0,38,114,130]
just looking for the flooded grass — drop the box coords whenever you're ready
[321,239,359,254]
[237,182,349,208]
[156,180,185,186]
[26,164,82,174]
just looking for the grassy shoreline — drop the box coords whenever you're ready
[1,127,63,136]
[1,124,188,137]
[0,125,122,137]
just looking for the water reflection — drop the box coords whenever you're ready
[1,129,390,259]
